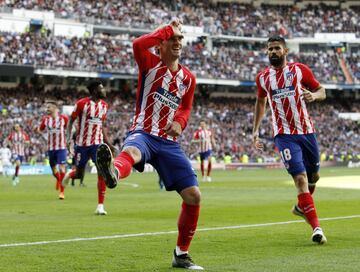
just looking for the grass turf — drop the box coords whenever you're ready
[0,167,359,271]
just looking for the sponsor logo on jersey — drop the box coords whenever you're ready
[88,117,102,125]
[153,87,181,110]
[272,86,295,100]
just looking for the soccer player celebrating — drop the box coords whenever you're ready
[193,120,216,182]
[34,100,68,200]
[253,36,327,244]
[5,124,30,185]
[62,81,115,215]
[96,19,203,269]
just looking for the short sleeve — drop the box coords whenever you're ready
[298,63,320,91]
[256,73,267,97]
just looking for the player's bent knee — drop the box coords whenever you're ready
[180,186,201,206]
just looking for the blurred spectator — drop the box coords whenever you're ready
[1,1,359,37]
[0,86,358,164]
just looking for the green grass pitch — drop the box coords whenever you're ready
[0,167,359,272]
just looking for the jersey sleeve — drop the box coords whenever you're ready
[71,100,83,120]
[23,132,30,141]
[133,25,174,72]
[298,63,320,91]
[173,74,196,131]
[39,116,47,131]
[62,115,69,127]
[256,73,267,97]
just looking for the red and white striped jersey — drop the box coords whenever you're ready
[256,62,320,136]
[39,114,69,151]
[131,25,196,141]
[7,130,30,156]
[193,128,213,153]
[71,97,108,147]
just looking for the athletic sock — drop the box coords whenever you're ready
[177,202,200,252]
[200,161,204,177]
[97,175,106,204]
[298,192,320,230]
[69,169,76,179]
[15,165,20,177]
[114,151,135,179]
[207,161,212,177]
[59,172,65,193]
[54,172,61,190]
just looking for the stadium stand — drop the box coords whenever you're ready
[0,0,359,166]
[0,86,358,163]
[1,1,359,37]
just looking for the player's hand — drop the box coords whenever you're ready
[170,18,183,36]
[253,134,264,151]
[164,121,182,137]
[301,87,315,103]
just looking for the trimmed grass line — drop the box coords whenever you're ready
[1,214,359,248]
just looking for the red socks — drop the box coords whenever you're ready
[69,169,76,179]
[298,192,320,229]
[114,152,135,179]
[207,161,212,177]
[177,202,200,252]
[15,165,20,176]
[97,175,106,204]
[54,172,65,192]
[200,161,204,177]
[59,172,65,193]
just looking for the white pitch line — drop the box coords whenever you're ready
[1,214,359,248]
[120,182,139,188]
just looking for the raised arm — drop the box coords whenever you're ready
[133,25,174,70]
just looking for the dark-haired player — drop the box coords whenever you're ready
[35,100,68,199]
[192,120,216,182]
[62,81,115,215]
[5,124,30,185]
[253,36,327,244]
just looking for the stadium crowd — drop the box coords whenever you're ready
[0,86,359,165]
[0,32,347,83]
[1,1,359,38]
[346,48,360,82]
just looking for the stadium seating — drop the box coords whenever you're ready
[1,1,359,37]
[0,32,347,83]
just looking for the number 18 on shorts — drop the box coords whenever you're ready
[274,134,320,176]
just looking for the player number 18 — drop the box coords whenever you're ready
[280,148,292,161]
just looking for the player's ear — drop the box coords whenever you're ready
[284,46,289,55]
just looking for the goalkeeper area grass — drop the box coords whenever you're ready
[0,167,359,272]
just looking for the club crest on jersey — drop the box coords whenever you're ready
[285,72,294,85]
[179,83,187,93]
[154,87,181,110]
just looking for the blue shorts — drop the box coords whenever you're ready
[274,133,320,176]
[48,149,67,167]
[199,150,212,161]
[74,145,98,168]
[13,154,24,163]
[123,131,197,193]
